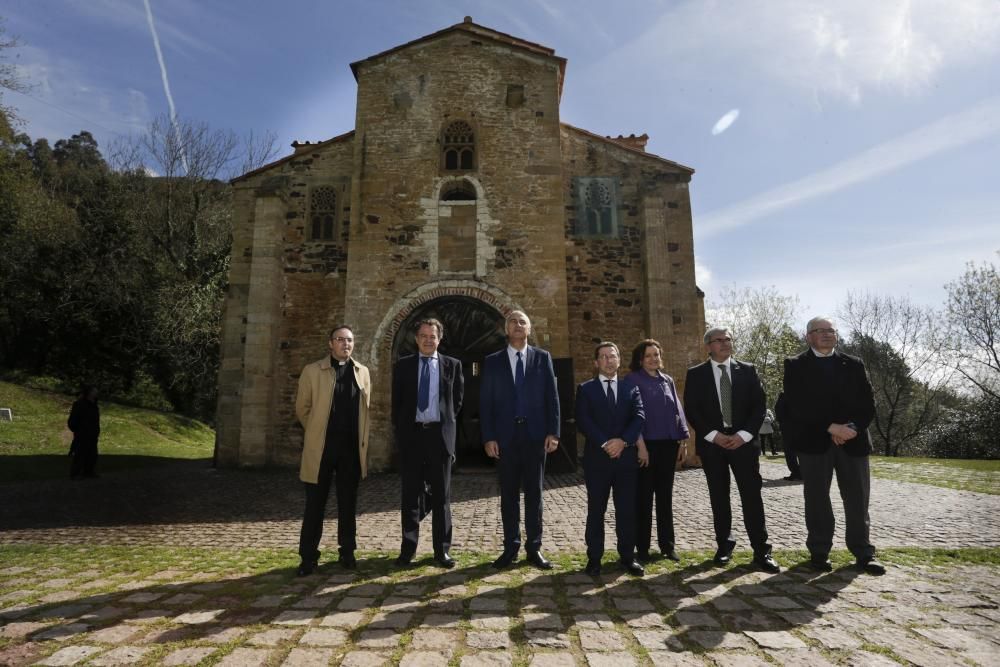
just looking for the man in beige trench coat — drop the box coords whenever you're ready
[295,325,372,575]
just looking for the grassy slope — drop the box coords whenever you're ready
[0,381,214,481]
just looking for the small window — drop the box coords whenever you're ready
[506,84,525,108]
[441,181,477,201]
[310,186,337,241]
[574,177,619,237]
[442,120,475,171]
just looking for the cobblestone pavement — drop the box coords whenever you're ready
[1,459,998,554]
[1,547,998,666]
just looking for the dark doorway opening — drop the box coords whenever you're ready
[392,296,506,470]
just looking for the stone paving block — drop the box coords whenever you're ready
[162,593,203,605]
[339,596,377,611]
[36,603,92,619]
[282,647,334,667]
[215,647,274,667]
[33,623,91,642]
[199,626,246,644]
[89,645,154,665]
[38,578,75,590]
[744,630,808,649]
[162,646,216,666]
[470,596,507,612]
[756,596,800,610]
[292,595,330,609]
[410,628,458,650]
[399,652,450,667]
[939,610,995,626]
[646,651,706,666]
[613,596,654,612]
[567,596,603,611]
[369,610,413,629]
[0,603,32,619]
[174,609,224,624]
[420,613,461,628]
[0,589,33,603]
[380,595,421,611]
[120,592,162,604]
[934,593,994,608]
[720,611,782,630]
[527,653,576,667]
[467,630,510,649]
[0,621,48,639]
[687,630,753,649]
[470,614,512,629]
[272,609,318,625]
[300,627,349,646]
[708,596,751,611]
[632,629,683,651]
[585,652,636,666]
[525,631,571,648]
[81,606,127,622]
[690,583,728,597]
[87,623,143,644]
[460,652,512,667]
[252,594,292,608]
[522,596,559,611]
[578,629,626,650]
[572,613,615,629]
[801,626,862,649]
[708,654,771,666]
[524,612,564,630]
[34,644,103,666]
[675,610,719,627]
[762,649,838,667]
[249,627,297,646]
[341,650,392,667]
[356,628,402,648]
[913,626,998,652]
[841,650,903,666]
[39,591,79,603]
[320,610,366,627]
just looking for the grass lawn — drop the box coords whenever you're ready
[868,455,1000,495]
[0,381,214,482]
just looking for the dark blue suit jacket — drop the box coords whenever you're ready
[575,376,645,458]
[479,346,560,448]
[391,353,464,456]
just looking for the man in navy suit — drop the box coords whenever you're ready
[575,342,646,576]
[683,326,780,573]
[480,310,561,569]
[782,316,884,575]
[392,318,464,569]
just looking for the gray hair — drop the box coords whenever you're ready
[703,326,732,345]
[805,316,837,335]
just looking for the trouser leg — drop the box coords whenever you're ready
[654,440,679,552]
[635,457,655,555]
[729,443,771,555]
[522,445,545,554]
[700,444,735,549]
[299,475,333,561]
[498,448,522,553]
[335,456,360,554]
[612,452,638,561]
[834,449,875,561]
[584,462,611,561]
[798,449,836,558]
[399,448,423,556]
[427,436,453,556]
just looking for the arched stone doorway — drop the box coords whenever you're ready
[391,296,507,468]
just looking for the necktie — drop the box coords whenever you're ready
[605,379,616,409]
[515,351,525,417]
[718,364,732,427]
[417,356,431,412]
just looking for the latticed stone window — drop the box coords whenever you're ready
[310,186,337,241]
[575,177,618,237]
[442,121,475,170]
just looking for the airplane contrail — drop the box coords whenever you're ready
[143,0,188,173]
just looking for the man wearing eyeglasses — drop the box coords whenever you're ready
[683,326,780,573]
[294,325,372,575]
[782,317,884,575]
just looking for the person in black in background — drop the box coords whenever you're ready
[68,385,100,479]
[774,393,801,481]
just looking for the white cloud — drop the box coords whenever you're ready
[697,95,1000,236]
[711,109,739,135]
[694,256,713,288]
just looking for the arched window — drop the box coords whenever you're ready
[440,180,477,201]
[574,177,619,237]
[442,121,475,171]
[310,186,336,241]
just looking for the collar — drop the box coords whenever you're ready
[508,344,528,355]
[711,356,732,370]
[419,353,439,361]
[331,355,353,368]
[810,347,836,358]
[599,374,618,383]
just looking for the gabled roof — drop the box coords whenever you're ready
[230,130,355,184]
[350,17,568,99]
[561,123,695,174]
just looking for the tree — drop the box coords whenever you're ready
[839,292,949,456]
[942,255,1000,400]
[707,285,802,403]
[0,18,28,124]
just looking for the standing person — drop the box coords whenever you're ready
[391,318,464,569]
[68,385,100,479]
[782,317,884,575]
[294,325,371,575]
[626,339,689,563]
[576,342,646,577]
[759,408,777,456]
[683,326,780,573]
[480,310,561,570]
[774,392,802,481]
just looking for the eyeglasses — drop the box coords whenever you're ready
[709,337,732,344]
[808,328,837,335]
[332,337,354,343]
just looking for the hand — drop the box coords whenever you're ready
[603,438,626,459]
[828,424,858,444]
[484,440,500,459]
[544,435,560,453]
[637,442,649,467]
[675,441,687,465]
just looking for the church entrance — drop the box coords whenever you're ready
[391,296,507,469]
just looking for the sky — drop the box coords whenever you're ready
[3,0,999,327]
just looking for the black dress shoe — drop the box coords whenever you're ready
[585,559,601,576]
[662,550,680,562]
[394,553,414,567]
[621,559,645,576]
[434,553,456,569]
[635,550,652,564]
[296,559,318,577]
[783,474,802,481]
[713,545,734,565]
[809,557,833,572]
[492,551,517,569]
[753,553,781,573]
[856,558,886,575]
[340,554,357,570]
[527,551,553,570]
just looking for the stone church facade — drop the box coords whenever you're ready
[215,18,705,472]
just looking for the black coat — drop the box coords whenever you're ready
[68,398,100,452]
[683,358,766,455]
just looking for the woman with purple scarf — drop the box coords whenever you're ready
[627,339,690,562]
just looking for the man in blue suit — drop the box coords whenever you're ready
[576,342,646,576]
[480,310,561,569]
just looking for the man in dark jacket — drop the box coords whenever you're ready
[68,385,100,479]
[782,316,884,575]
